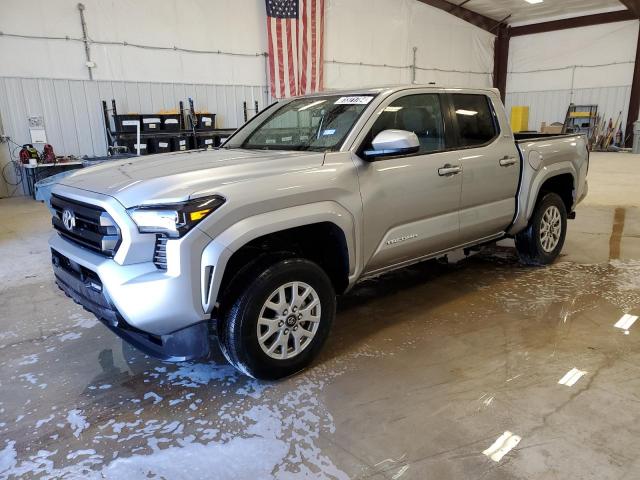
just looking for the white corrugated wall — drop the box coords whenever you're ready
[506,21,638,133]
[506,86,632,133]
[0,0,271,197]
[0,76,268,157]
[324,0,495,89]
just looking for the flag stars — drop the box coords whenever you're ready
[267,0,299,18]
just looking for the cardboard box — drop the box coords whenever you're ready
[540,122,564,134]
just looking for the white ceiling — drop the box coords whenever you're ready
[461,0,626,24]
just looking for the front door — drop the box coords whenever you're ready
[354,92,463,274]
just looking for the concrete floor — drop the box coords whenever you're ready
[1,152,640,479]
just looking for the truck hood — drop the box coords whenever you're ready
[58,149,325,208]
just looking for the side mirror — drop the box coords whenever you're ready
[363,129,420,159]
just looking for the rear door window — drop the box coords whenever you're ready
[451,94,498,148]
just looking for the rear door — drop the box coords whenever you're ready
[354,91,463,274]
[448,92,521,243]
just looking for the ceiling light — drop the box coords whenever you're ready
[298,100,326,111]
[525,0,544,4]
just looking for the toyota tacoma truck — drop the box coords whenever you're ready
[49,85,588,379]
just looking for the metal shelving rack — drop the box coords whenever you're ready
[101,99,236,155]
[562,104,598,139]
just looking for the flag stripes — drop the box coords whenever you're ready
[266,0,324,98]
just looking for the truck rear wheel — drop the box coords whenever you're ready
[217,258,336,380]
[515,192,567,266]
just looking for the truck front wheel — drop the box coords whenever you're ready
[515,192,567,265]
[217,258,336,380]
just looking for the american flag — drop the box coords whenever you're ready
[266,0,325,98]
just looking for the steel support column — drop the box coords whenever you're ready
[619,0,640,18]
[493,25,510,103]
[626,26,640,146]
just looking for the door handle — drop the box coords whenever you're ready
[499,156,517,167]
[438,164,462,177]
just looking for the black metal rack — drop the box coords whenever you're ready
[562,104,598,137]
[101,99,237,155]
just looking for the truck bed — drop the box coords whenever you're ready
[509,132,589,236]
[514,133,579,142]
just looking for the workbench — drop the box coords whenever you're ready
[21,161,83,199]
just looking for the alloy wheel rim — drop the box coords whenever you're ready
[539,205,562,253]
[257,281,321,360]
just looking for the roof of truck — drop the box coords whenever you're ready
[300,84,501,98]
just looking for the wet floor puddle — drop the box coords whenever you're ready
[1,251,639,479]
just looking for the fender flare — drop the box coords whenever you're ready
[199,201,357,313]
[509,162,576,235]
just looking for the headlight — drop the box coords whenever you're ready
[127,195,225,238]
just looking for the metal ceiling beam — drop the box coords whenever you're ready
[619,0,640,18]
[415,0,505,34]
[510,10,637,37]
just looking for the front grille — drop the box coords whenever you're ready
[51,194,121,257]
[153,235,168,270]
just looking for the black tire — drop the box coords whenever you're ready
[515,192,567,266]
[217,258,336,380]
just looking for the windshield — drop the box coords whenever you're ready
[240,94,376,151]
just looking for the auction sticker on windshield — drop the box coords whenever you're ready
[335,96,374,105]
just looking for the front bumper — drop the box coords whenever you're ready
[47,185,235,360]
[48,225,212,335]
[52,248,210,361]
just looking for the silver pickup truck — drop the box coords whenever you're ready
[49,85,588,379]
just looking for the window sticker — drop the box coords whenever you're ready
[334,96,373,105]
[281,136,293,142]
[322,129,336,136]
[266,138,276,144]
